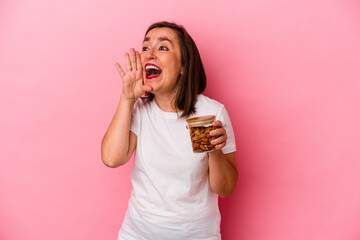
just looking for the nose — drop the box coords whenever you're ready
[142,48,157,61]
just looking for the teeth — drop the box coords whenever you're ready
[145,65,160,71]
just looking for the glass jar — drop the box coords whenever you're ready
[186,115,216,153]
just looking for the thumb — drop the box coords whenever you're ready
[141,83,153,93]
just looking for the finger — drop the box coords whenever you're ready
[135,51,144,84]
[210,127,226,137]
[215,142,226,149]
[115,63,125,78]
[130,48,136,71]
[211,135,227,146]
[212,120,223,128]
[136,51,142,74]
[125,53,132,72]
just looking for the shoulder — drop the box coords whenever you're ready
[133,98,152,111]
[196,94,224,107]
[131,98,154,122]
[196,94,225,109]
[193,94,225,117]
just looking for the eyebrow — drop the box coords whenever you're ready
[143,37,173,44]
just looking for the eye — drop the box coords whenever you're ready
[159,46,168,51]
[142,46,149,51]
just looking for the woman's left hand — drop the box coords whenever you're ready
[210,120,227,150]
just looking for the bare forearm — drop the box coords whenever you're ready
[101,96,135,168]
[208,151,237,198]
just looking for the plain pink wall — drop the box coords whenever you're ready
[1,0,360,239]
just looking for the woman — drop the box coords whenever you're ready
[101,21,237,240]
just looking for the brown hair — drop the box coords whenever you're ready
[143,21,206,118]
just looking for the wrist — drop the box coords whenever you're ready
[120,95,136,106]
[209,149,223,158]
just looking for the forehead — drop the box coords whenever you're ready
[143,27,179,43]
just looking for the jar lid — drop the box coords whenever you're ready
[186,115,215,127]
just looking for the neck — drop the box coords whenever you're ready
[154,94,177,112]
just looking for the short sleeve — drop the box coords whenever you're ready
[216,106,236,154]
[130,100,140,136]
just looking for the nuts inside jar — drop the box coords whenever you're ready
[189,126,216,153]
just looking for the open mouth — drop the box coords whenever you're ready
[145,63,162,79]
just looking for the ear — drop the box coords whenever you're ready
[181,66,184,75]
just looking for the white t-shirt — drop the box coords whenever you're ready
[118,94,236,240]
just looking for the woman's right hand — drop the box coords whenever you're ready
[115,48,152,102]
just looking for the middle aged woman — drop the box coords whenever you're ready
[101,21,238,240]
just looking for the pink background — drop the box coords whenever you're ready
[1,0,360,239]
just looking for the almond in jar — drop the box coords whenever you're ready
[186,115,216,153]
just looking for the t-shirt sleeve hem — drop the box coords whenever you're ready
[130,128,138,137]
[222,144,237,154]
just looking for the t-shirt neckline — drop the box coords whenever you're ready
[151,100,182,120]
